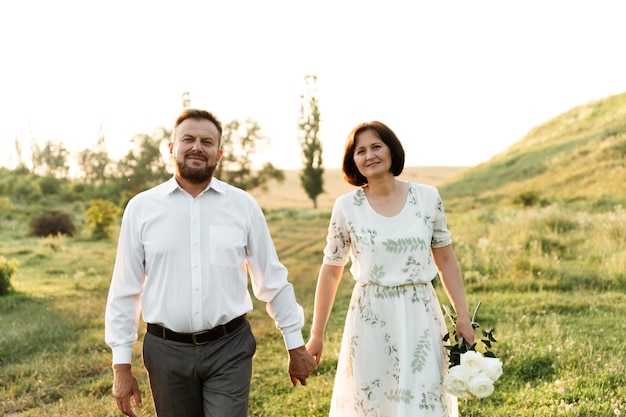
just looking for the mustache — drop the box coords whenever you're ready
[184,151,207,161]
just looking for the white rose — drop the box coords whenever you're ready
[481,357,503,381]
[444,366,471,398]
[460,350,484,376]
[468,373,495,398]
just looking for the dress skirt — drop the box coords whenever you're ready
[329,281,458,417]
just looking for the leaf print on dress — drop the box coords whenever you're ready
[411,328,432,373]
[385,388,415,404]
[348,223,378,258]
[356,286,386,327]
[360,227,378,246]
[369,264,385,284]
[356,379,381,416]
[383,237,428,253]
[326,220,351,262]
[353,189,367,207]
[346,334,358,379]
[373,284,407,300]
[383,333,401,383]
[414,210,433,227]
[402,255,424,281]
[409,286,433,311]
[418,390,446,413]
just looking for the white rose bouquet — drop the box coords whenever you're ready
[442,302,502,399]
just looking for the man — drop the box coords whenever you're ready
[105,108,316,417]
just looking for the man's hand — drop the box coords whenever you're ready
[112,364,143,417]
[287,345,317,386]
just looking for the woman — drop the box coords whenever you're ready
[306,121,475,417]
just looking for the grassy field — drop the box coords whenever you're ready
[1,165,626,416]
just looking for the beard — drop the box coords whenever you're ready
[174,153,217,184]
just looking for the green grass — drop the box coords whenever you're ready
[440,92,626,210]
[2,203,626,416]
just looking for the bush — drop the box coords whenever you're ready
[14,178,43,203]
[0,256,18,296]
[30,210,76,237]
[38,175,63,196]
[85,199,119,239]
[512,190,546,207]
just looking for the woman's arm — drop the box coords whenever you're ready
[306,263,345,365]
[432,244,475,345]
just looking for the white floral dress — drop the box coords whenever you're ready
[323,182,458,417]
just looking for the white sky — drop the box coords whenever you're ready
[1,0,625,171]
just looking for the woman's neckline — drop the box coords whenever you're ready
[362,180,410,218]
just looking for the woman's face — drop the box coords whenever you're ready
[353,129,392,180]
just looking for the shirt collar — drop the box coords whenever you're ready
[162,176,227,196]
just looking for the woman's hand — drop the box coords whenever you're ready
[455,315,475,346]
[306,335,324,366]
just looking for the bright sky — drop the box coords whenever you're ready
[1,0,625,172]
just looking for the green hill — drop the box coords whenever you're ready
[441,91,626,210]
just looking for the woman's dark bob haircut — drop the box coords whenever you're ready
[342,121,405,186]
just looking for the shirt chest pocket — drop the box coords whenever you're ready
[208,225,246,267]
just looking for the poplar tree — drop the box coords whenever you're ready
[298,74,324,208]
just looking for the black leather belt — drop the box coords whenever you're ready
[146,315,247,346]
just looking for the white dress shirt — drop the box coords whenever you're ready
[105,177,305,364]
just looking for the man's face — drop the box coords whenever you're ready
[169,118,223,184]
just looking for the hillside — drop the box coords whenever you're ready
[251,166,467,210]
[440,91,626,209]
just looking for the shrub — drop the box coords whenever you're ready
[38,175,63,195]
[0,256,18,296]
[512,190,545,207]
[30,210,76,237]
[0,196,16,219]
[14,178,43,203]
[85,199,119,239]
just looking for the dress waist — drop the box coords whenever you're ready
[358,280,430,288]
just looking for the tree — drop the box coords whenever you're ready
[182,91,191,108]
[215,119,284,191]
[77,124,111,185]
[13,136,26,170]
[115,127,171,196]
[31,139,70,178]
[298,74,324,208]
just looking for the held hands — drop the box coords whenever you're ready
[112,364,142,417]
[287,345,317,386]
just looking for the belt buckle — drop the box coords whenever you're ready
[191,330,210,346]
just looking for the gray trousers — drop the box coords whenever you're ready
[143,321,256,417]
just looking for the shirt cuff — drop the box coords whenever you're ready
[283,330,305,351]
[111,344,133,365]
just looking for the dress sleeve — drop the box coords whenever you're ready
[431,189,453,248]
[322,197,352,266]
